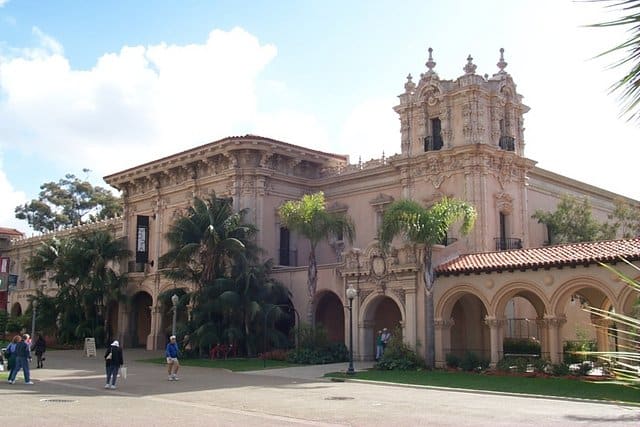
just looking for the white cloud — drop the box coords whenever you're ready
[0,0,9,8]
[0,157,28,232]
[336,98,398,162]
[0,27,283,183]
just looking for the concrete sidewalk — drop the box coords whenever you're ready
[1,349,639,427]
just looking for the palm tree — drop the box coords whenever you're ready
[278,192,355,324]
[160,193,258,354]
[590,0,640,121]
[218,259,291,355]
[160,193,256,287]
[25,229,130,345]
[378,197,476,369]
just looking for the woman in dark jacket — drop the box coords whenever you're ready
[34,334,46,368]
[104,340,124,389]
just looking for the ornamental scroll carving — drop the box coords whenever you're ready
[494,192,513,215]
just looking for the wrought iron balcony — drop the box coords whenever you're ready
[499,135,515,151]
[424,135,443,152]
[494,237,522,251]
[278,249,298,267]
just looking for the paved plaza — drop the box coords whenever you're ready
[1,349,639,426]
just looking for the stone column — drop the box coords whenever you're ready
[358,319,375,361]
[485,316,501,367]
[544,314,566,363]
[536,318,549,360]
[404,289,417,349]
[434,318,454,368]
[147,304,162,350]
[118,306,131,348]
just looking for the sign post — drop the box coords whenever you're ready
[84,337,96,357]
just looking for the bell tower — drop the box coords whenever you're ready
[394,48,530,158]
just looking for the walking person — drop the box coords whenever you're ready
[104,340,124,390]
[165,335,180,381]
[8,334,33,384]
[5,335,20,382]
[34,334,46,368]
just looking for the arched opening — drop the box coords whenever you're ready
[315,291,344,343]
[449,293,490,361]
[362,295,402,360]
[10,302,22,318]
[496,287,547,359]
[558,286,611,363]
[131,291,152,348]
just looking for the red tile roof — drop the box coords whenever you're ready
[436,238,640,276]
[0,227,24,237]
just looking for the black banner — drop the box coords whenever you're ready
[136,215,149,263]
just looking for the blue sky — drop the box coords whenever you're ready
[1,0,639,234]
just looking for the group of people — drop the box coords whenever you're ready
[5,332,181,390]
[375,328,391,361]
[101,334,180,389]
[4,333,47,384]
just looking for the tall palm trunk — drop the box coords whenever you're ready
[306,245,318,324]
[423,246,436,369]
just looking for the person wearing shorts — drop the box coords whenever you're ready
[165,335,180,381]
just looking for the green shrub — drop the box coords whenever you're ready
[503,337,541,356]
[375,329,424,371]
[497,356,540,373]
[445,353,460,369]
[285,324,348,364]
[551,363,570,376]
[459,351,489,372]
[563,340,597,365]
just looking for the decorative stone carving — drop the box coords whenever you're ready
[359,288,374,303]
[494,192,513,214]
[392,287,406,306]
[434,318,455,328]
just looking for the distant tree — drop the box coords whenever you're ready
[608,198,640,238]
[278,192,355,324]
[15,169,122,232]
[590,0,640,121]
[532,194,616,244]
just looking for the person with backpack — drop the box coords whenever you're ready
[104,340,124,390]
[5,335,20,381]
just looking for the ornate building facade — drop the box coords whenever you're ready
[5,49,640,366]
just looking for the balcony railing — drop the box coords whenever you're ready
[424,135,443,152]
[278,249,298,267]
[499,135,515,151]
[127,261,145,273]
[494,237,522,251]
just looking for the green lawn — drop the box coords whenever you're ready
[326,370,640,404]
[137,357,297,372]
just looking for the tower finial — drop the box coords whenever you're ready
[463,55,477,75]
[497,48,508,74]
[404,73,416,93]
[425,47,436,74]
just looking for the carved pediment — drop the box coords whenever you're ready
[369,193,394,210]
[327,201,348,213]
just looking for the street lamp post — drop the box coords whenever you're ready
[171,294,179,337]
[346,283,357,375]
